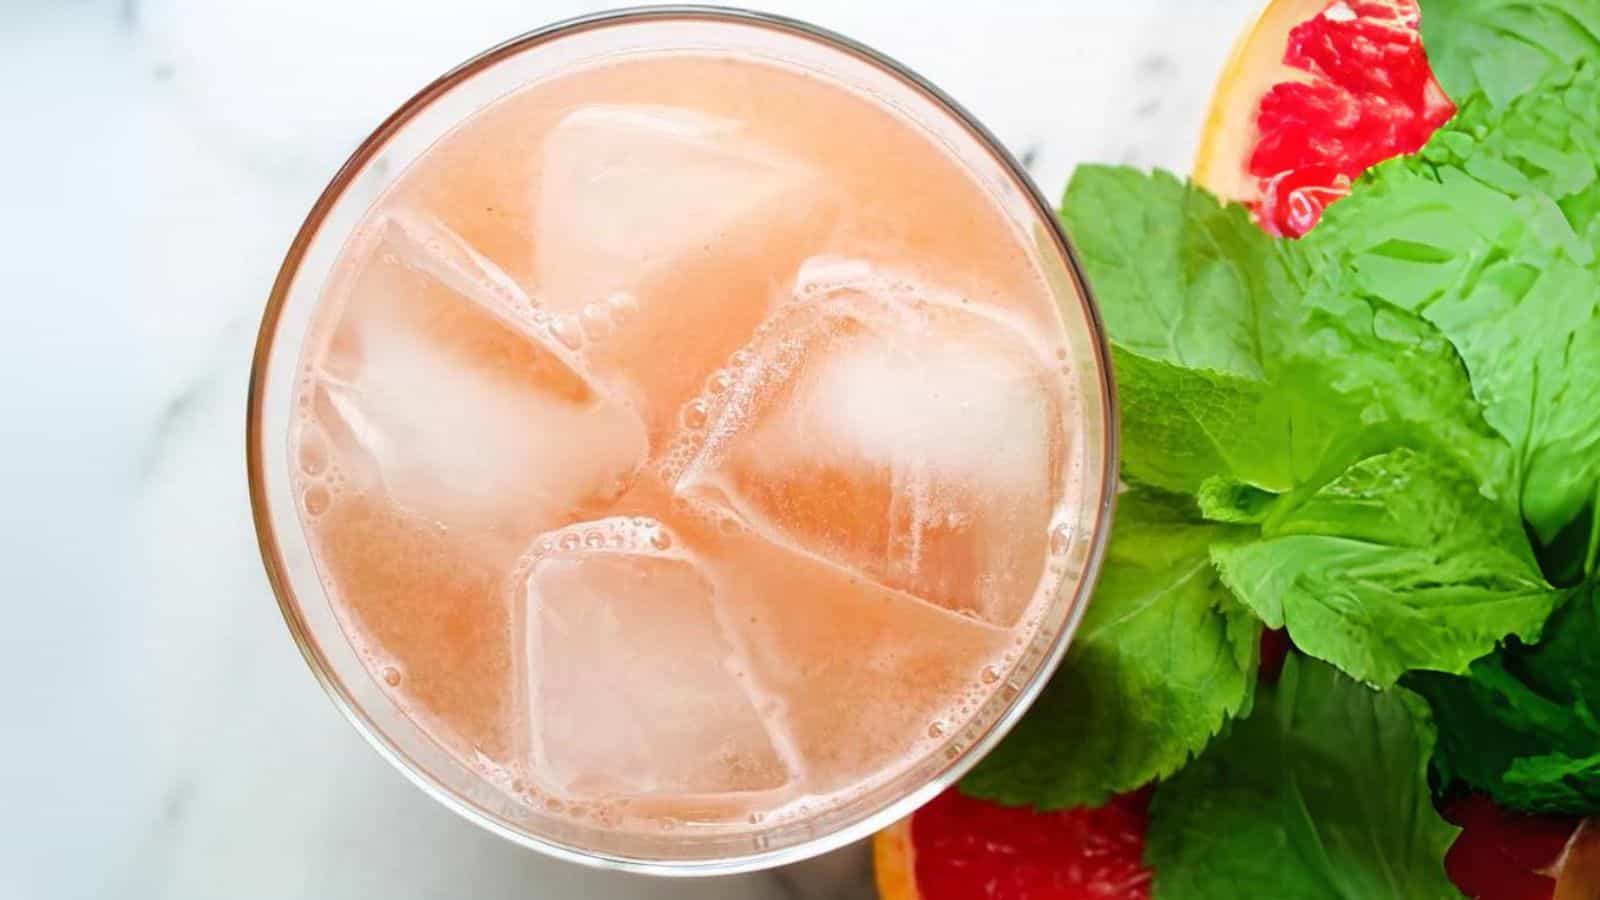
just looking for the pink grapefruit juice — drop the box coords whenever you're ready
[290,50,1087,832]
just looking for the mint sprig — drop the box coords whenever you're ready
[1067,164,1558,689]
[965,13,1600,889]
[1147,657,1463,900]
[964,491,1259,809]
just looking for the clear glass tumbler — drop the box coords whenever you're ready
[248,5,1118,876]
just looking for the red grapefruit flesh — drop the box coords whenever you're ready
[1194,0,1455,236]
[1258,628,1293,682]
[875,788,1153,900]
[1444,795,1577,900]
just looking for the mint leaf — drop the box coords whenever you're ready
[962,490,1260,809]
[1506,752,1600,810]
[1423,66,1600,235]
[1421,0,1600,108]
[1410,584,1600,813]
[1213,447,1558,686]
[1061,166,1292,380]
[1261,271,1515,501]
[1066,166,1547,689]
[1110,347,1274,496]
[1304,63,1600,542]
[1147,656,1462,900]
[1062,167,1302,495]
[1068,167,1510,503]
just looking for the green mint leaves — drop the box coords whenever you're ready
[963,10,1600,893]
[1063,168,1289,381]
[1421,0,1600,108]
[1213,447,1554,685]
[1411,584,1600,814]
[1063,171,1293,495]
[964,491,1260,809]
[1302,62,1600,543]
[1147,657,1463,900]
[964,158,1562,816]
[1065,163,1558,690]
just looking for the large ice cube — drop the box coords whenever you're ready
[671,260,1070,627]
[536,104,813,311]
[518,517,791,799]
[533,105,835,443]
[313,212,647,536]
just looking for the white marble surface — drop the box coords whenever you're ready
[2,0,1255,896]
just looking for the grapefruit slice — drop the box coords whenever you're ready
[874,787,1152,900]
[1444,795,1598,900]
[1193,0,1455,236]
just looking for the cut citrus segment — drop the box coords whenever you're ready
[1445,795,1576,900]
[875,788,1153,900]
[874,812,918,900]
[1194,0,1455,236]
[1444,795,1600,900]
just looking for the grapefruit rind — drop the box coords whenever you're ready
[1193,0,1328,200]
[1556,820,1600,900]
[874,819,919,900]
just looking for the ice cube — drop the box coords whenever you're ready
[518,517,792,799]
[313,212,647,536]
[533,105,835,443]
[671,261,1069,627]
[536,104,813,312]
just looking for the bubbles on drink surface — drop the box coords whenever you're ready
[302,484,331,517]
[548,314,584,351]
[296,424,329,477]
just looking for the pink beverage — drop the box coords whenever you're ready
[255,11,1114,868]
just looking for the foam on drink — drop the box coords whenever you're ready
[290,51,1090,832]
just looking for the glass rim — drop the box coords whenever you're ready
[247,3,1121,877]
